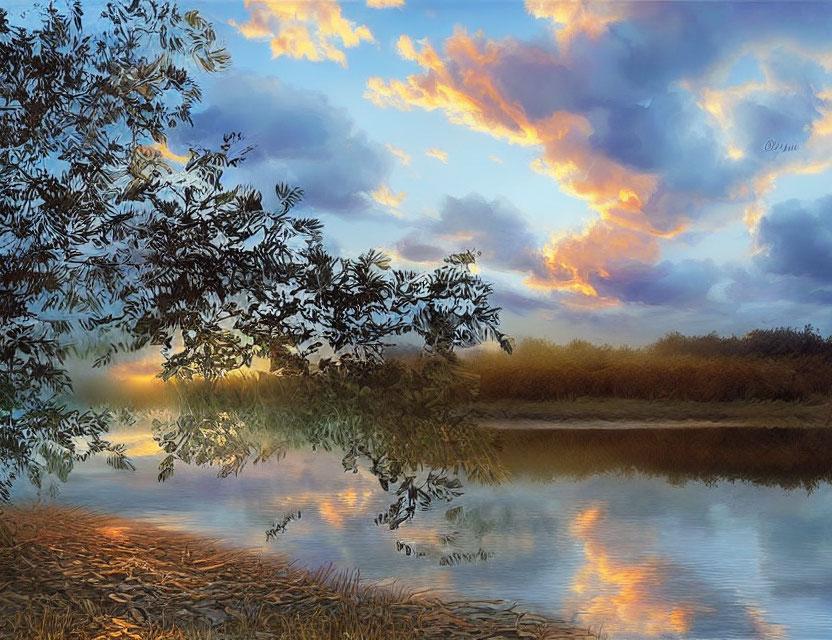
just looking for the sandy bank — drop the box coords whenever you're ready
[0,505,594,640]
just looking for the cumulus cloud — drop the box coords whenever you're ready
[365,2,832,306]
[392,232,445,264]
[525,0,630,49]
[696,194,832,315]
[174,73,393,217]
[756,195,832,282]
[230,0,373,67]
[529,221,661,299]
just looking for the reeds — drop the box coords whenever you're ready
[0,505,594,640]
[468,331,832,403]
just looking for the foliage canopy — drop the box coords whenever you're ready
[0,2,512,501]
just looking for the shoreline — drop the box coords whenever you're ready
[479,418,830,430]
[473,397,832,429]
[0,505,595,640]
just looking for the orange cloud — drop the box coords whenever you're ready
[525,0,630,49]
[365,30,673,303]
[366,32,541,146]
[569,506,705,637]
[151,141,190,163]
[371,183,407,213]
[136,141,190,165]
[385,143,411,166]
[425,147,448,163]
[526,220,660,301]
[230,0,373,67]
[489,154,503,164]
[366,22,832,306]
[367,0,404,7]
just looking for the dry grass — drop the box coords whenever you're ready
[0,505,595,640]
[468,338,832,403]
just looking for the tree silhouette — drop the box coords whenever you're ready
[0,2,512,501]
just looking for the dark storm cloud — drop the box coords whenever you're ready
[172,73,392,216]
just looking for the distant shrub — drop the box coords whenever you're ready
[652,325,832,359]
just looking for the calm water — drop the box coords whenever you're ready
[13,425,832,640]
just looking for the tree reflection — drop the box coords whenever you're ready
[491,426,832,491]
[145,355,507,561]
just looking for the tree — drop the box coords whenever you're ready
[0,2,512,502]
[0,1,231,500]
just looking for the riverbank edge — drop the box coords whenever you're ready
[473,397,832,429]
[0,505,596,640]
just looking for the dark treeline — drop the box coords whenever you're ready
[652,325,832,359]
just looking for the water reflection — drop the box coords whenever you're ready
[492,426,832,490]
[145,391,505,542]
[12,396,832,640]
[569,506,703,636]
[14,427,832,640]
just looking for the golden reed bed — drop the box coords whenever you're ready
[0,505,595,640]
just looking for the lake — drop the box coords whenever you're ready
[12,422,832,640]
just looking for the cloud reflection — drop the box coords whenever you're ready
[569,506,704,637]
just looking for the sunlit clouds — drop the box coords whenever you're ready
[425,147,448,163]
[365,28,669,301]
[569,506,702,636]
[385,143,411,166]
[367,0,404,8]
[230,0,373,67]
[366,32,540,146]
[363,4,832,312]
[529,222,659,301]
[148,141,190,163]
[525,0,629,49]
[371,182,407,215]
[196,0,832,335]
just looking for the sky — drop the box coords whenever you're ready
[31,0,832,344]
